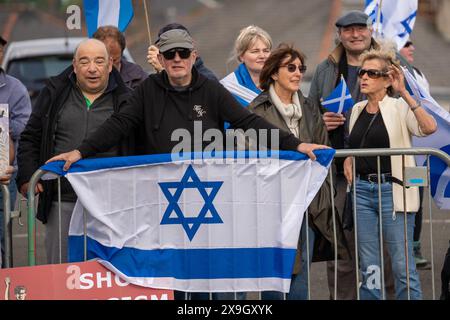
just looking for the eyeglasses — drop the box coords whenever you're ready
[162,48,192,60]
[280,63,307,74]
[357,68,388,79]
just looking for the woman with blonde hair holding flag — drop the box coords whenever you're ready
[343,47,436,300]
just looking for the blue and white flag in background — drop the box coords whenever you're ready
[403,67,450,210]
[364,0,418,50]
[41,150,335,292]
[321,75,354,114]
[83,0,134,38]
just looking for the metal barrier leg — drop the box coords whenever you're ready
[328,170,338,300]
[2,185,11,268]
[377,156,386,300]
[58,177,62,264]
[305,208,311,300]
[402,155,411,300]
[427,156,436,299]
[351,157,360,300]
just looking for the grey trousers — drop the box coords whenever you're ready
[45,201,75,264]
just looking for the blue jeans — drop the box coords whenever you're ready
[261,218,316,300]
[0,173,17,268]
[354,179,422,300]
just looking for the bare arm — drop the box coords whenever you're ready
[390,65,437,135]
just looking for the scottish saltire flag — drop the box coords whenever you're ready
[403,67,450,210]
[41,150,335,292]
[83,0,134,38]
[364,0,418,50]
[321,75,354,114]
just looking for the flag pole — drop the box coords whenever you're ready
[143,0,152,44]
[375,0,383,37]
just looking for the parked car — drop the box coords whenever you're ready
[1,37,134,105]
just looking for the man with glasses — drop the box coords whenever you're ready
[16,39,133,264]
[309,10,414,300]
[0,35,31,268]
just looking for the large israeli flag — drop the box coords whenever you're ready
[83,0,134,38]
[321,75,354,114]
[365,0,418,50]
[41,150,335,292]
[403,68,450,210]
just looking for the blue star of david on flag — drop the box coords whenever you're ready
[321,75,354,114]
[159,165,224,241]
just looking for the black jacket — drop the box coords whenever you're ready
[78,67,301,158]
[16,66,132,223]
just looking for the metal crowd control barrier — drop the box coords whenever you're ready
[25,147,450,300]
[1,184,12,268]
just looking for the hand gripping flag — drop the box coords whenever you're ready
[321,75,354,114]
[41,150,335,293]
[403,67,450,210]
[365,0,418,50]
[83,0,134,38]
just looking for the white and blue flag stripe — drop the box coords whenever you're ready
[365,0,418,50]
[321,75,354,114]
[83,0,134,38]
[41,150,334,292]
[403,68,450,210]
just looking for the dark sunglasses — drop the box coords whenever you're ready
[280,63,307,74]
[162,48,192,60]
[357,68,388,79]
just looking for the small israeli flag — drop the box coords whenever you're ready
[321,75,354,114]
[83,0,134,38]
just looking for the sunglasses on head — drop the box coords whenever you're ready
[162,48,192,60]
[357,68,388,79]
[280,63,307,74]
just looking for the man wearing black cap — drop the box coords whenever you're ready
[0,35,31,267]
[147,23,218,81]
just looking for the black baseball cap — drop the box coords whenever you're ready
[156,23,191,45]
[0,36,7,46]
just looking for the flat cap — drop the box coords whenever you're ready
[157,29,194,53]
[335,10,370,28]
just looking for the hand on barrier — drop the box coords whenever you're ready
[0,165,15,185]
[323,112,345,131]
[147,45,164,73]
[344,156,353,184]
[20,181,44,197]
[297,143,331,161]
[46,149,82,171]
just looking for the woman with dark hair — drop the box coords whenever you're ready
[248,44,350,299]
[343,47,436,300]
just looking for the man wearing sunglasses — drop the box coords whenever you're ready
[147,23,218,81]
[48,30,329,178]
[308,10,415,300]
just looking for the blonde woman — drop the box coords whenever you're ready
[344,48,436,300]
[220,25,272,108]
